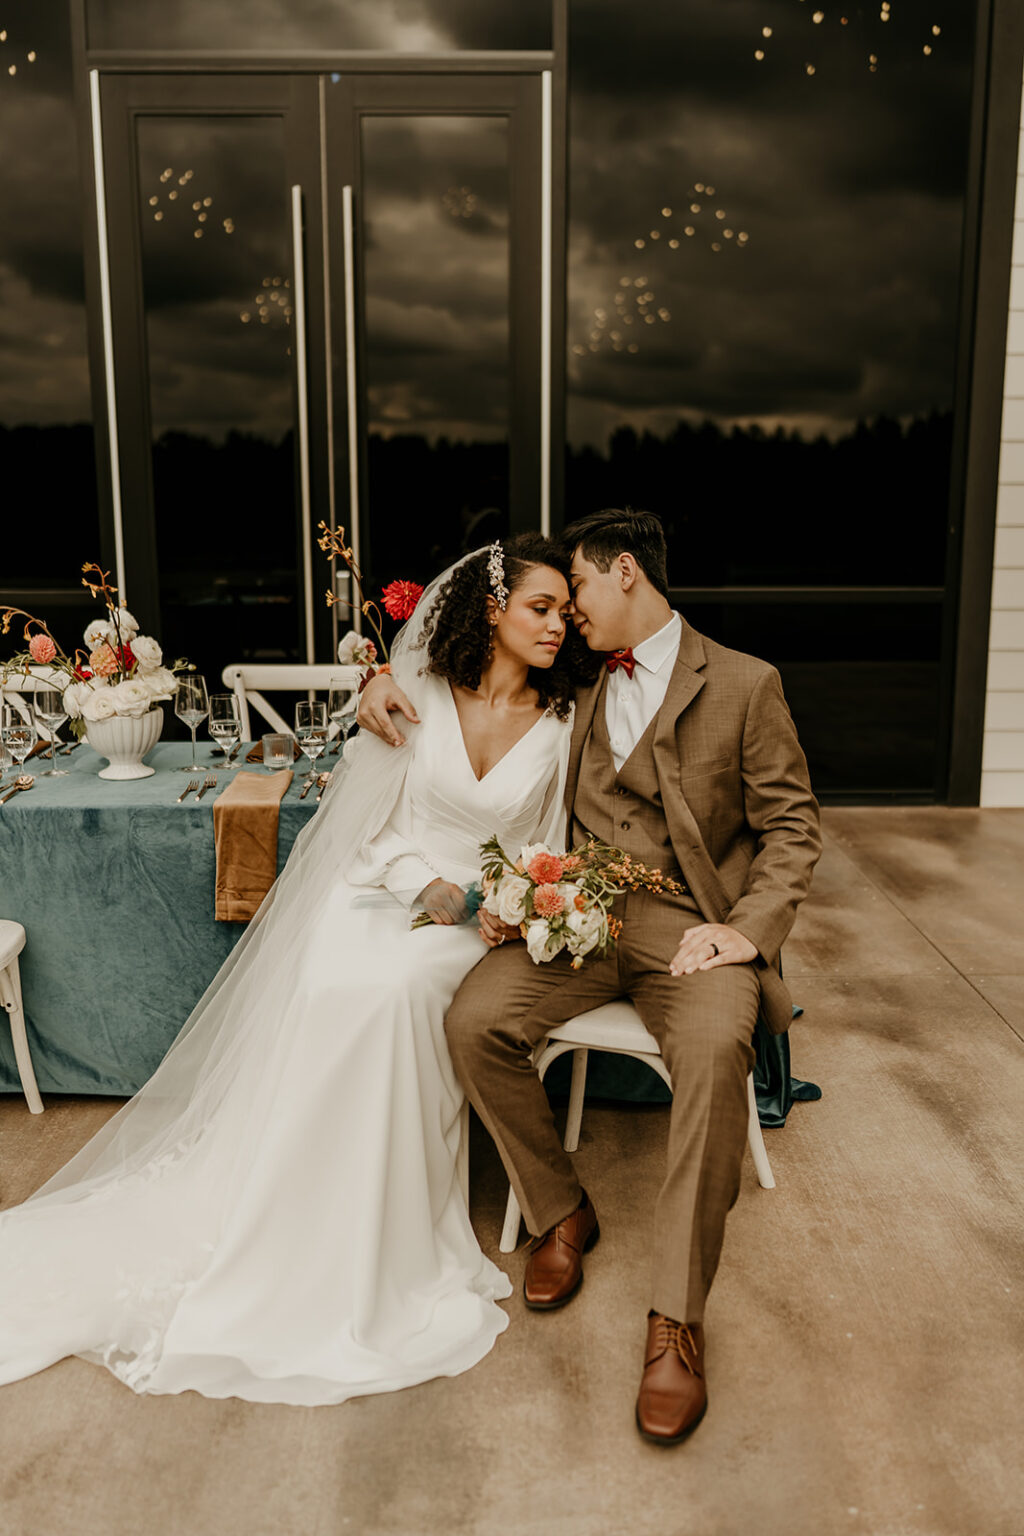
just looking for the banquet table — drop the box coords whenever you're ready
[0,739,816,1124]
[0,741,317,1096]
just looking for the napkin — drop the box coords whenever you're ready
[213,769,293,922]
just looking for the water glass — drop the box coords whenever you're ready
[33,687,70,777]
[295,700,328,776]
[174,675,209,770]
[209,693,242,765]
[328,680,358,757]
[0,703,36,769]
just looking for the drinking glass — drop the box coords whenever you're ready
[33,687,70,777]
[174,675,210,770]
[295,700,328,777]
[0,703,36,770]
[328,680,358,757]
[208,693,242,765]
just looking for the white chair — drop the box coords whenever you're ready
[2,666,68,741]
[221,664,361,740]
[0,922,44,1114]
[498,998,775,1253]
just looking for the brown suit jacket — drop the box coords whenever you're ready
[565,618,822,1033]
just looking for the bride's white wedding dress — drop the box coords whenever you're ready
[0,574,571,1404]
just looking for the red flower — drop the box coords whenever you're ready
[527,852,564,884]
[381,580,424,622]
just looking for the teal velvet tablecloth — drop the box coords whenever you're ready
[0,740,817,1124]
[0,742,316,1095]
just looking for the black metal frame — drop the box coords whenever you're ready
[65,0,1020,802]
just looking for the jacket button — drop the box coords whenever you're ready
[621,820,631,831]
[615,786,627,796]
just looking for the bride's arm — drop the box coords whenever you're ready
[356,673,420,747]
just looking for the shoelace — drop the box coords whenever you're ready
[652,1316,702,1377]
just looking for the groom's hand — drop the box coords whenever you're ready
[357,674,420,746]
[418,879,470,925]
[669,923,758,977]
[478,909,521,948]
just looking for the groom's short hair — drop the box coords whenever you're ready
[560,508,669,599]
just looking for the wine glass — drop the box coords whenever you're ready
[0,703,36,771]
[208,693,242,765]
[33,687,70,777]
[295,700,328,779]
[328,680,358,757]
[174,675,209,771]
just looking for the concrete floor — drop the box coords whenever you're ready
[0,808,1022,1536]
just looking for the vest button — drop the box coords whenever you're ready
[621,820,631,831]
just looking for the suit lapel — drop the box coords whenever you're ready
[565,671,607,817]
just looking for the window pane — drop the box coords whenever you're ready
[565,0,974,588]
[135,116,301,675]
[682,601,943,794]
[358,114,510,577]
[87,0,551,52]
[0,1,98,586]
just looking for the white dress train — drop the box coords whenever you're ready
[0,683,570,1404]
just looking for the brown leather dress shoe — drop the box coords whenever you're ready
[635,1312,707,1444]
[523,1190,599,1310]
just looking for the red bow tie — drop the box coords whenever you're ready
[605,648,636,679]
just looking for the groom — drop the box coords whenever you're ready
[358,509,821,1444]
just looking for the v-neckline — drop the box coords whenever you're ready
[446,685,548,784]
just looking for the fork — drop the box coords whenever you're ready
[196,774,217,802]
[176,778,200,803]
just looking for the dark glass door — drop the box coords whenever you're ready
[324,75,544,592]
[101,75,328,675]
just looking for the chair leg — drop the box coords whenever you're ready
[563,1047,588,1153]
[0,961,44,1115]
[499,1186,523,1254]
[745,1071,774,1189]
[456,1098,470,1207]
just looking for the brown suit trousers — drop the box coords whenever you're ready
[445,620,821,1325]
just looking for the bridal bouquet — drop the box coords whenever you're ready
[479,836,684,969]
[1,563,190,737]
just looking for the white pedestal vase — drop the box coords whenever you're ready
[85,709,163,780]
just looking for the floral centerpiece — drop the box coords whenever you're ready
[2,563,190,778]
[478,836,685,968]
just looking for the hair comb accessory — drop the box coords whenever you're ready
[487,541,509,611]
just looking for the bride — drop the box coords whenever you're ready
[0,535,581,1404]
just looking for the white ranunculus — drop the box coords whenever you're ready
[143,666,177,699]
[483,873,531,928]
[113,607,139,636]
[564,905,606,958]
[109,678,153,717]
[84,618,114,648]
[62,682,86,719]
[130,634,162,670]
[81,687,118,722]
[525,920,564,965]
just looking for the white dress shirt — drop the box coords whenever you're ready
[605,611,682,772]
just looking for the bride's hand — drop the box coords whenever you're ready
[357,675,420,746]
[478,910,521,948]
[418,879,469,926]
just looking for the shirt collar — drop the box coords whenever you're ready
[631,611,681,676]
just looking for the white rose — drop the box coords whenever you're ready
[143,667,177,700]
[113,608,139,636]
[483,873,531,927]
[109,678,153,717]
[82,688,117,722]
[564,905,606,958]
[130,634,162,671]
[84,618,114,648]
[525,920,564,965]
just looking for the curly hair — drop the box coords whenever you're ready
[420,533,592,720]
